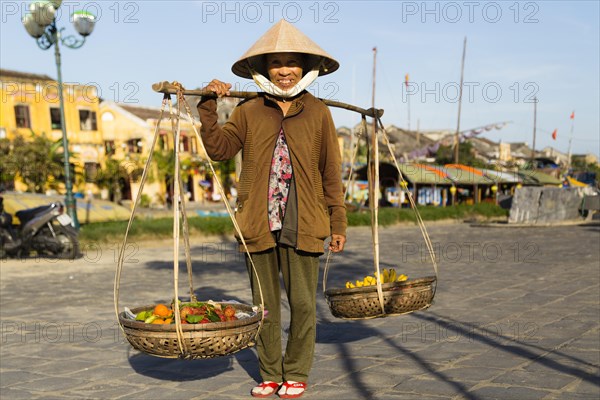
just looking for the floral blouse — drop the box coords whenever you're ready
[268,128,293,231]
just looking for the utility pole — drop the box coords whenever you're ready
[406,73,411,132]
[531,97,538,165]
[454,37,467,164]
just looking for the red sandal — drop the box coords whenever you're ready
[251,381,281,398]
[277,381,307,399]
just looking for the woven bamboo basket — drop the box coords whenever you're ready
[322,107,439,320]
[324,277,436,320]
[114,87,268,360]
[119,303,262,359]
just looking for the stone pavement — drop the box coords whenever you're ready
[1,222,599,399]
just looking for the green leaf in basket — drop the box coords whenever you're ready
[205,310,221,322]
[135,310,152,321]
[182,301,207,309]
[186,314,205,324]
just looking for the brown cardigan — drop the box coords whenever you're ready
[198,91,346,253]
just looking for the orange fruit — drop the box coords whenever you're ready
[151,318,165,324]
[153,304,171,317]
[164,318,173,324]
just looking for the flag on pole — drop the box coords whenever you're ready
[552,129,557,140]
[570,111,575,119]
[405,73,409,87]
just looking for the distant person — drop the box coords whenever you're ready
[198,20,346,399]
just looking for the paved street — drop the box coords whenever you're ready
[1,222,599,399]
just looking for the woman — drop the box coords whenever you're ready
[198,20,346,399]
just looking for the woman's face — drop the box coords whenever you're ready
[266,53,303,90]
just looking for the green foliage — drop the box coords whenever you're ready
[7,133,66,193]
[572,158,600,175]
[79,215,236,243]
[435,141,487,168]
[0,138,14,188]
[151,149,176,187]
[140,194,151,208]
[217,158,236,196]
[94,157,131,203]
[79,204,508,244]
[347,203,507,227]
[151,150,200,192]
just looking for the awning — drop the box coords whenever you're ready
[396,163,454,185]
[567,176,588,187]
[480,169,523,184]
[518,170,562,186]
[442,164,495,185]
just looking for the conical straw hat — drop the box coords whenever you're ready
[232,19,339,79]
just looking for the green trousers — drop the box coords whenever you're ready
[246,245,320,383]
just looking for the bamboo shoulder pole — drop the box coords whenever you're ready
[152,81,384,119]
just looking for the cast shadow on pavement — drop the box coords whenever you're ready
[144,260,246,273]
[314,246,481,398]
[415,312,600,387]
[143,242,245,272]
[126,285,261,383]
[127,348,260,382]
[315,305,482,400]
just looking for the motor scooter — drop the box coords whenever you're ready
[0,196,80,259]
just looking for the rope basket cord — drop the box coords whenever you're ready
[113,85,266,359]
[322,113,439,320]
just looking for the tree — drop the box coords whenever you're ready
[95,157,135,203]
[9,133,66,193]
[217,158,236,197]
[435,141,487,168]
[151,150,203,201]
[0,138,14,190]
[572,158,600,175]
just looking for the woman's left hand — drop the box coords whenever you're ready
[329,234,346,253]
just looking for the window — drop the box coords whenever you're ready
[79,110,97,131]
[126,139,142,154]
[104,140,115,156]
[14,105,31,128]
[159,131,169,150]
[50,107,62,130]
[190,137,198,154]
[180,134,190,152]
[84,162,100,183]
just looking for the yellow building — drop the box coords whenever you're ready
[0,69,103,193]
[99,101,209,207]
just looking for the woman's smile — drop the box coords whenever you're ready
[267,53,303,90]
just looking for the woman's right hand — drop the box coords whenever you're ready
[204,79,232,97]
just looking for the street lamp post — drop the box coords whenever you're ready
[22,1,96,229]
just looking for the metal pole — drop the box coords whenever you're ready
[531,97,537,165]
[454,37,467,164]
[567,112,574,171]
[407,75,411,132]
[53,28,80,229]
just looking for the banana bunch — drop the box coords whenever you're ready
[345,268,408,288]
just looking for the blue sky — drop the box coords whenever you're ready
[1,1,598,157]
